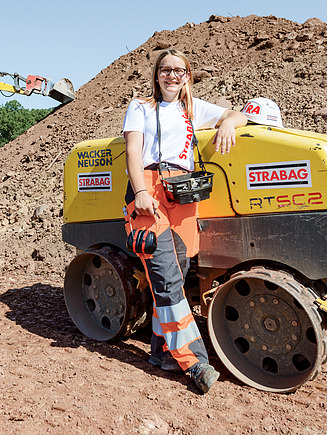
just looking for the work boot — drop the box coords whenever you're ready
[149,353,182,372]
[189,363,220,393]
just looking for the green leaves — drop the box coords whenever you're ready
[0,100,53,146]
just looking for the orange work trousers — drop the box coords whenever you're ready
[125,169,209,372]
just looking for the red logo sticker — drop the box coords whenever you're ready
[78,172,112,192]
[246,160,312,190]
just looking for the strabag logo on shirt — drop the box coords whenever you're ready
[78,172,112,192]
[246,160,312,190]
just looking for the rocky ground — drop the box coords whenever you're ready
[0,14,327,434]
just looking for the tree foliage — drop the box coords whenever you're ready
[0,100,52,146]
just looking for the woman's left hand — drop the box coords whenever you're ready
[213,109,247,155]
[212,118,236,155]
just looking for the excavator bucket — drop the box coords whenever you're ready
[47,78,75,104]
[1,71,76,103]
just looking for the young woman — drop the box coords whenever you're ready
[123,49,247,393]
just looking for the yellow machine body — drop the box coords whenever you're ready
[63,137,127,224]
[63,125,327,224]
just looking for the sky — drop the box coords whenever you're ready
[1,0,326,110]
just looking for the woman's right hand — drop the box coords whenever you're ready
[134,191,158,216]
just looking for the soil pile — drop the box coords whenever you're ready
[0,14,327,434]
[1,14,327,275]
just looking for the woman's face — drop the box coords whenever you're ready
[157,54,190,102]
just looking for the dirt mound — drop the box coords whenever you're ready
[1,14,327,275]
[0,14,327,434]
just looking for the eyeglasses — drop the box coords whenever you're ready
[158,67,187,78]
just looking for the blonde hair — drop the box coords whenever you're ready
[144,49,194,120]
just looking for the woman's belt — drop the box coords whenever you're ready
[145,162,187,171]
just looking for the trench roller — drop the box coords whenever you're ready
[207,267,327,393]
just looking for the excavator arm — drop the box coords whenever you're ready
[0,71,75,104]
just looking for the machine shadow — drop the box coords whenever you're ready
[0,282,236,389]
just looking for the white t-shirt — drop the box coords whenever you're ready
[123,98,226,171]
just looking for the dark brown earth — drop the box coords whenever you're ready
[0,14,327,434]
